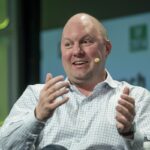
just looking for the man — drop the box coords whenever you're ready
[0,13,150,150]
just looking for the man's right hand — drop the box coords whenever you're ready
[35,73,69,121]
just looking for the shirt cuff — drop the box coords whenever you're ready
[23,109,45,135]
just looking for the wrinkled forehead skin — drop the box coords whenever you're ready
[62,13,108,40]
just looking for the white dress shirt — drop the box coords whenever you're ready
[0,71,150,150]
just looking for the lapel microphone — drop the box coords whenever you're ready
[94,58,100,63]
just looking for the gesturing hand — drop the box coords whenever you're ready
[35,73,69,121]
[116,87,135,135]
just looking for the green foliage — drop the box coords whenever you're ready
[0,121,3,126]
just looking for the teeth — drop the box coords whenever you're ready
[74,61,87,65]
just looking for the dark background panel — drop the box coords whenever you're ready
[41,0,150,29]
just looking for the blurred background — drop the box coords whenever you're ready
[0,0,150,123]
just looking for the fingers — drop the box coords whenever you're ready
[122,86,129,95]
[43,73,69,100]
[36,73,70,121]
[116,111,132,132]
[120,94,135,106]
[116,120,126,133]
[47,81,69,96]
[47,86,69,103]
[116,87,135,133]
[48,96,69,110]
[117,97,135,116]
[45,73,53,83]
[116,104,134,122]
[42,73,69,101]
[43,75,65,91]
[116,108,132,133]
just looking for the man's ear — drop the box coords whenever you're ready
[105,40,112,57]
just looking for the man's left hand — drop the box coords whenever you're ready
[116,87,135,135]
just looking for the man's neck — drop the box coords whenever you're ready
[74,71,107,96]
[76,85,94,96]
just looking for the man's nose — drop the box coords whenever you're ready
[73,43,84,56]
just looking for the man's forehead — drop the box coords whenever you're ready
[62,23,98,41]
[63,15,97,33]
[62,13,108,40]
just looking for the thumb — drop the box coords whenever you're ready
[45,73,52,83]
[123,86,130,95]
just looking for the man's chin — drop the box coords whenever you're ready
[69,75,89,84]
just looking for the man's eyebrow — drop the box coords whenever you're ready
[62,34,96,42]
[82,34,93,38]
[61,38,71,42]
[81,34,96,41]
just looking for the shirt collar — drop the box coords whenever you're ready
[103,70,118,89]
[65,69,118,92]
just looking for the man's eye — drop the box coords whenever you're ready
[83,40,89,44]
[82,39,94,45]
[64,42,72,49]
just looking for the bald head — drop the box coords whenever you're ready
[62,13,109,41]
[61,13,112,87]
